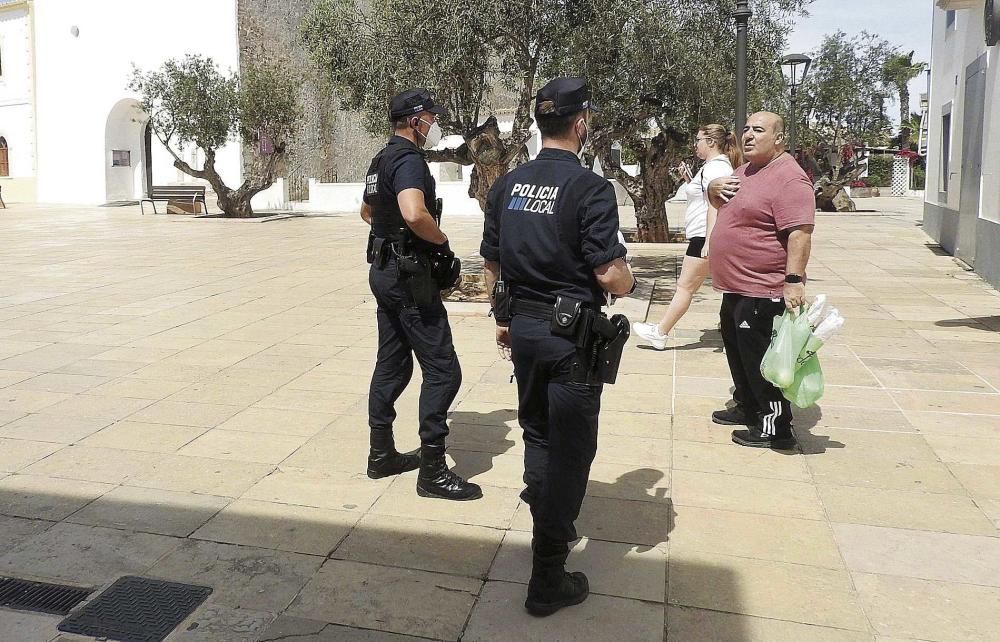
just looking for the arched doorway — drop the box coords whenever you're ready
[104,98,149,202]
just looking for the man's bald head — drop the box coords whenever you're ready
[742,111,788,167]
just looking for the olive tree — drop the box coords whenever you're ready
[559,0,809,241]
[129,54,301,217]
[301,0,577,209]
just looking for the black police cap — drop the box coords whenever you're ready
[534,77,599,116]
[388,88,450,121]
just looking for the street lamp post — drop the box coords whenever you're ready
[733,0,753,134]
[779,53,812,157]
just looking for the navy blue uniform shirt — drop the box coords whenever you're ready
[481,148,627,305]
[363,136,437,243]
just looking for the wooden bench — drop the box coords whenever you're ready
[140,185,209,215]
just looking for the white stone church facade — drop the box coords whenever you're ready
[0,0,249,206]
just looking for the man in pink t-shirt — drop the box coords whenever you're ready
[706,111,816,449]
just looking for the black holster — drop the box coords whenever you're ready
[517,294,630,386]
[396,252,436,307]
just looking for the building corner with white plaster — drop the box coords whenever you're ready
[0,0,244,206]
[924,0,1000,289]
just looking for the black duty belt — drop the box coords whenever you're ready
[510,298,555,321]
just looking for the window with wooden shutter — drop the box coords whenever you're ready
[0,138,9,177]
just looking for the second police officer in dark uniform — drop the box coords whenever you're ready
[481,77,636,616]
[361,88,481,501]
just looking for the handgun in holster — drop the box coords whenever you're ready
[549,295,630,385]
[396,249,435,307]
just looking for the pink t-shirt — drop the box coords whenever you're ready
[709,153,815,298]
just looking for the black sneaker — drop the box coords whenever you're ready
[711,405,755,426]
[731,426,796,450]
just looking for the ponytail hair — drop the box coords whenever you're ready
[699,123,743,169]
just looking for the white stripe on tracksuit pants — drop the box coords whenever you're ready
[719,293,793,437]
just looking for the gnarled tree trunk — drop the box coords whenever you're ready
[426,116,528,212]
[595,130,685,242]
[169,145,283,218]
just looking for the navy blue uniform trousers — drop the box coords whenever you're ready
[511,315,601,543]
[368,259,461,444]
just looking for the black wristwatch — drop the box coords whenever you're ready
[784,274,803,284]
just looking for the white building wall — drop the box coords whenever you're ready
[0,4,34,179]
[32,0,243,204]
[926,4,999,218]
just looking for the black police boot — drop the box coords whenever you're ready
[711,404,755,426]
[731,425,796,450]
[524,538,589,617]
[367,429,420,479]
[416,443,483,501]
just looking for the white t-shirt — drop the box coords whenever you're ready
[683,155,734,239]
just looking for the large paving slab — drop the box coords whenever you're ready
[0,198,997,641]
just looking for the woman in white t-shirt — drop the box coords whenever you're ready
[634,124,742,350]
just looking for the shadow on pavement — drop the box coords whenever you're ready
[0,476,747,642]
[935,315,1000,331]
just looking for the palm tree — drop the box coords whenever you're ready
[882,51,926,149]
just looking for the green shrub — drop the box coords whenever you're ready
[866,155,892,187]
[912,165,926,190]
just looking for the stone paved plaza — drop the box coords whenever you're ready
[0,198,999,641]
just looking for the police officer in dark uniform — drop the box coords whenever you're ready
[481,77,636,616]
[361,88,481,501]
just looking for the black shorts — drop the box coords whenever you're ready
[685,236,706,258]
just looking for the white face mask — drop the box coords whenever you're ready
[416,118,443,149]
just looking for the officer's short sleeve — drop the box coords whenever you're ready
[480,178,504,262]
[579,179,627,269]
[391,152,427,193]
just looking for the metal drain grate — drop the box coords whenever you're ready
[0,577,93,615]
[58,576,212,642]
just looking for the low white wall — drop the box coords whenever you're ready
[250,177,288,211]
[306,179,483,216]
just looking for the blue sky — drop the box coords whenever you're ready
[786,0,934,121]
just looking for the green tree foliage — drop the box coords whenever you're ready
[797,31,896,158]
[881,51,926,148]
[302,0,575,210]
[304,0,809,240]
[129,54,301,217]
[556,0,810,240]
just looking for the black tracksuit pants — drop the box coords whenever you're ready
[510,315,601,544]
[719,293,793,437]
[368,259,461,444]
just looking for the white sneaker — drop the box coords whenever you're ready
[632,322,669,350]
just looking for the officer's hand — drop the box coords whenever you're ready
[496,324,512,361]
[708,176,741,204]
[700,241,710,259]
[784,282,806,311]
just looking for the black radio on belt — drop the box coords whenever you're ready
[492,280,512,322]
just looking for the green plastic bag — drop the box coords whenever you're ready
[760,308,812,389]
[783,334,825,408]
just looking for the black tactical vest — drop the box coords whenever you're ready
[363,136,437,246]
